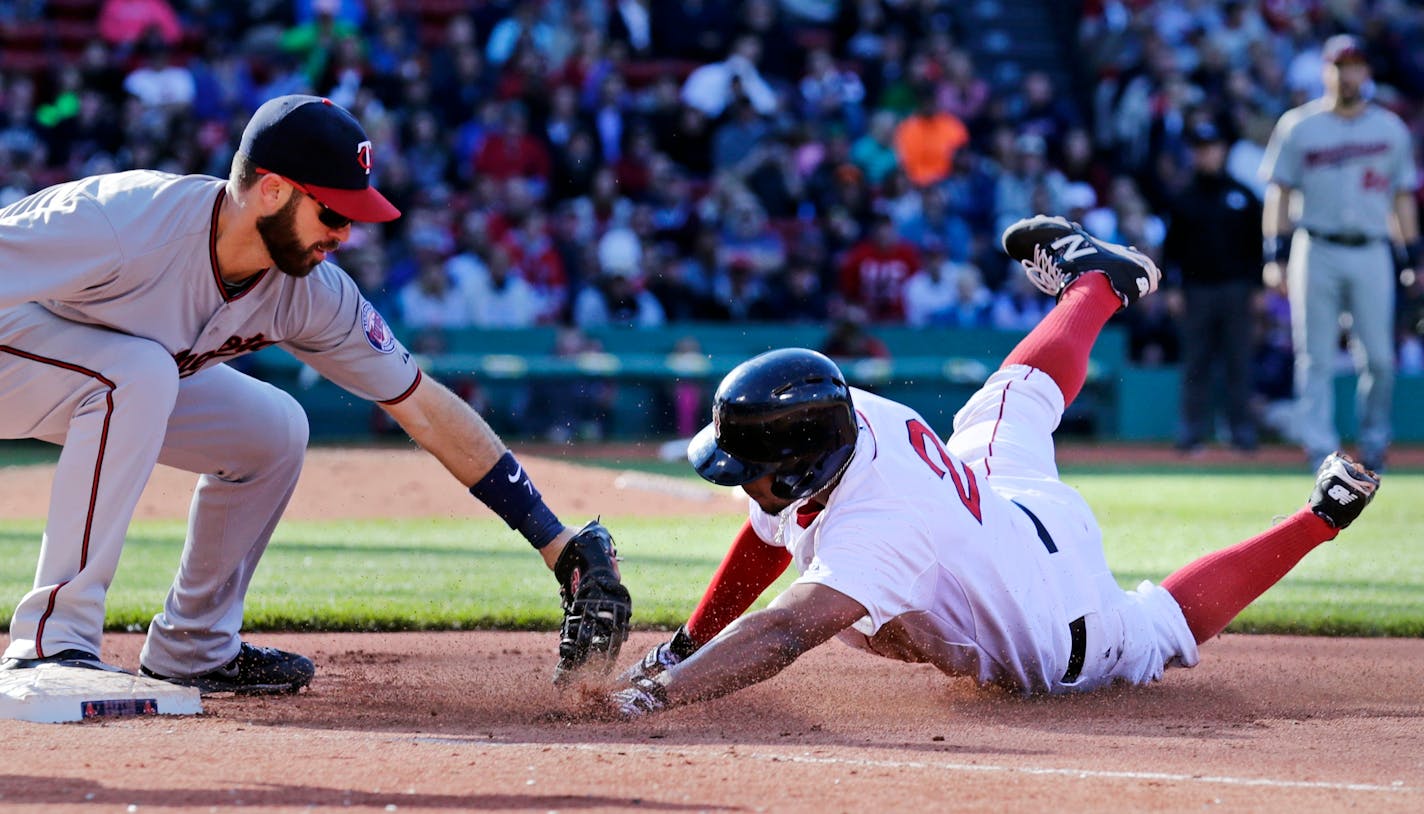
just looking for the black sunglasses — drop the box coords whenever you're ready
[311,198,353,230]
[256,169,354,230]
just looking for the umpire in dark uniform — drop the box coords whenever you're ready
[1163,122,1263,453]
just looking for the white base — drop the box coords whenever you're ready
[0,663,203,723]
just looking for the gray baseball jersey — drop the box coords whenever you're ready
[0,170,418,670]
[1259,99,1413,236]
[0,170,419,398]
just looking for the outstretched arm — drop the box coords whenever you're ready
[686,520,794,642]
[619,520,792,683]
[380,374,576,566]
[614,581,868,716]
[380,373,505,482]
[383,373,630,681]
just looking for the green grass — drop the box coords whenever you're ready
[0,440,60,467]
[1073,471,1424,636]
[0,470,1419,636]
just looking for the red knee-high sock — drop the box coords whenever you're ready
[1002,274,1121,406]
[685,520,793,644]
[1161,508,1339,644]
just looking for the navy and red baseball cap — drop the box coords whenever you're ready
[1321,34,1367,65]
[239,94,400,223]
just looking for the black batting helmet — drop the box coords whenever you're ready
[689,348,858,501]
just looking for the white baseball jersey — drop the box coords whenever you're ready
[747,371,1198,694]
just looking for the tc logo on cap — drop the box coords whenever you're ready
[357,140,373,175]
[238,94,400,222]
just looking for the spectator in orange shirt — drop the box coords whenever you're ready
[893,84,969,188]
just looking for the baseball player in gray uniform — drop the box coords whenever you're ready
[0,95,631,693]
[1260,34,1420,471]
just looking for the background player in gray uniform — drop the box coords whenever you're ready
[0,95,630,693]
[1260,35,1421,471]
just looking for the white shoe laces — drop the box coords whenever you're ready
[1021,244,1066,297]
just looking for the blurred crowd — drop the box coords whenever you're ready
[1,0,1421,382]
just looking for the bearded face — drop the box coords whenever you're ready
[255,191,338,277]
[1324,61,1369,107]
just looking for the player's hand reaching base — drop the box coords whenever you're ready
[610,675,669,719]
[552,521,632,685]
[618,624,700,683]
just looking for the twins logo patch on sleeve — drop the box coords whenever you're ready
[361,301,396,354]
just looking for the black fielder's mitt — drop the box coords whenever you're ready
[552,520,632,685]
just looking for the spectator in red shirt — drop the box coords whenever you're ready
[498,208,568,323]
[472,103,551,187]
[837,214,921,322]
[612,127,657,202]
[99,0,184,47]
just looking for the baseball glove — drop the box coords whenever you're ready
[618,624,700,683]
[552,520,632,685]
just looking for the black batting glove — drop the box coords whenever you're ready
[618,624,700,683]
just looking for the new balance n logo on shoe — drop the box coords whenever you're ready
[1001,215,1161,309]
[1309,452,1380,529]
[1327,484,1358,504]
[1050,233,1097,261]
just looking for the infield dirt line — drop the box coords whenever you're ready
[412,737,1415,796]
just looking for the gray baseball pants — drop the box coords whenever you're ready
[1287,232,1395,463]
[0,304,307,674]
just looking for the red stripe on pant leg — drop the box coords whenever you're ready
[79,391,115,569]
[32,581,68,659]
[983,381,1014,477]
[1001,275,1120,406]
[1,346,118,658]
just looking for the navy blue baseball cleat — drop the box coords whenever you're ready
[1001,215,1160,309]
[0,648,128,672]
[1308,452,1380,530]
[141,642,314,695]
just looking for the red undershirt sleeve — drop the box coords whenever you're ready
[684,519,793,644]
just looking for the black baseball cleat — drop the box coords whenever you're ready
[141,642,315,695]
[1308,452,1380,530]
[1001,214,1160,309]
[0,648,128,673]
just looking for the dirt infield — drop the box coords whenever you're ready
[1,632,1420,812]
[1,448,1422,812]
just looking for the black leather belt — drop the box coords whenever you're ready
[1012,500,1089,684]
[1063,616,1087,684]
[1307,230,1381,247]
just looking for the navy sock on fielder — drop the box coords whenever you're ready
[469,452,564,548]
